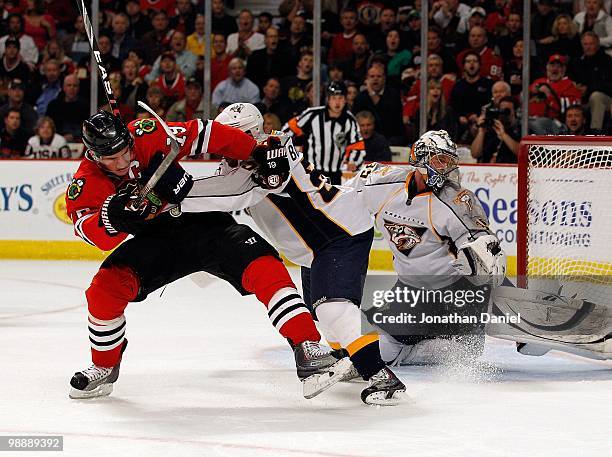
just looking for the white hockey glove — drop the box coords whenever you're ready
[450,235,506,288]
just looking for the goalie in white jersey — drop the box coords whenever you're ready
[344,130,507,365]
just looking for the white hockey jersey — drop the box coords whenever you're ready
[181,133,372,266]
[23,134,71,159]
[345,163,494,288]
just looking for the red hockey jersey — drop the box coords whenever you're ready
[456,47,504,81]
[65,118,256,251]
[402,74,456,120]
[528,76,583,119]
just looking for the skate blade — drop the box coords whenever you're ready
[363,388,406,406]
[302,357,353,399]
[69,383,113,399]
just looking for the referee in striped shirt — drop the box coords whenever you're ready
[283,81,366,184]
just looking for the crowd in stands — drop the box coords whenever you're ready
[0,0,611,164]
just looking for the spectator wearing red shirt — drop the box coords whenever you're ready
[211,33,232,91]
[528,54,582,134]
[456,26,504,81]
[43,0,76,33]
[23,0,56,51]
[484,0,511,35]
[153,51,185,108]
[140,0,175,15]
[328,8,359,64]
[403,54,456,120]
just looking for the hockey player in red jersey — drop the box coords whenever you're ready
[66,110,348,399]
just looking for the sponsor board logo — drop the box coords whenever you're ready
[44,173,74,224]
[0,184,33,211]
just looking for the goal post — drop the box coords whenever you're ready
[517,136,612,305]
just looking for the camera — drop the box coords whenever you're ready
[483,103,511,127]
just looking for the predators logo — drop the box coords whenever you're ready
[453,189,473,212]
[383,220,426,255]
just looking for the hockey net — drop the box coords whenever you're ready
[517,136,612,306]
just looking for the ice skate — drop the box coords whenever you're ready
[69,340,127,399]
[360,367,406,406]
[294,341,353,399]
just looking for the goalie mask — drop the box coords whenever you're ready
[409,130,459,189]
[215,103,264,138]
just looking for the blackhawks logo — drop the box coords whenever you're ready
[67,178,85,200]
[134,119,157,136]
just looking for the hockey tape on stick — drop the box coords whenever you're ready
[75,0,120,118]
[134,101,181,206]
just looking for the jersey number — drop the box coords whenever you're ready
[166,126,187,147]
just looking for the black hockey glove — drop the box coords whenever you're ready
[99,182,159,235]
[140,151,193,204]
[251,136,290,190]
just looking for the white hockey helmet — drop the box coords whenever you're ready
[409,130,459,189]
[215,103,264,138]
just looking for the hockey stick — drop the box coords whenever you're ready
[75,0,120,117]
[135,101,182,205]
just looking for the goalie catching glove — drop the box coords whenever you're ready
[99,182,161,235]
[450,235,506,288]
[139,151,193,204]
[250,136,290,189]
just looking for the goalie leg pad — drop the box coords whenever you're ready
[489,286,612,360]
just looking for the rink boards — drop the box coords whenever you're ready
[0,160,518,274]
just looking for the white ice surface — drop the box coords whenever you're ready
[0,260,610,457]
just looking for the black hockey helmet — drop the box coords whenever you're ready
[82,110,133,157]
[327,81,347,97]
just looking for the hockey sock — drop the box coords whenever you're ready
[316,300,386,380]
[315,319,342,350]
[86,266,139,367]
[242,256,320,345]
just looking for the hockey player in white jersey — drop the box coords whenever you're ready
[348,130,610,363]
[180,102,406,406]
[344,130,507,365]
